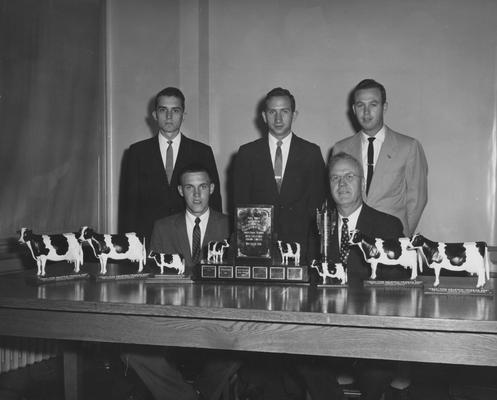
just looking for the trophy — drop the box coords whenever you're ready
[316,200,337,263]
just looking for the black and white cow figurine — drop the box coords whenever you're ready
[18,227,83,277]
[207,239,229,263]
[277,240,301,265]
[77,226,146,275]
[148,252,185,275]
[409,234,489,288]
[348,230,420,280]
[311,260,347,284]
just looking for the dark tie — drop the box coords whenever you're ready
[274,140,283,192]
[339,218,350,265]
[191,217,201,264]
[165,140,173,184]
[366,137,375,195]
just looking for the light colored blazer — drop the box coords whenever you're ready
[332,126,428,236]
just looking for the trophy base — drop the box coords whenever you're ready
[93,272,152,282]
[30,272,90,285]
[316,283,348,288]
[146,274,193,283]
[364,279,423,288]
[199,263,309,284]
[424,286,494,296]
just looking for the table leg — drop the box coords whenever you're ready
[63,345,81,400]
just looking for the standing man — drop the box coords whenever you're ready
[332,79,428,236]
[233,87,327,262]
[121,87,222,243]
[124,164,239,400]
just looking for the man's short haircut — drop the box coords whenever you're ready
[353,79,387,104]
[328,152,364,178]
[264,87,296,112]
[179,163,212,184]
[155,87,186,110]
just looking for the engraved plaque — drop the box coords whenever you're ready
[235,266,251,279]
[270,267,285,280]
[287,267,303,281]
[253,266,268,279]
[219,266,234,279]
[201,265,217,278]
[235,205,273,263]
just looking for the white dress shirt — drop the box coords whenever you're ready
[361,126,385,173]
[185,208,210,253]
[268,132,292,180]
[159,132,182,169]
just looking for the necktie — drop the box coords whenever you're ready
[274,140,283,192]
[191,217,201,264]
[165,140,173,184]
[366,137,375,195]
[339,218,350,265]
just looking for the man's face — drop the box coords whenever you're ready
[262,95,296,139]
[353,88,387,136]
[178,171,214,216]
[329,158,363,214]
[153,95,184,139]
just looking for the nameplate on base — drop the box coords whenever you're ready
[364,280,423,288]
[424,287,494,296]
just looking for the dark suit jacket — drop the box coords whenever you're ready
[120,134,222,242]
[233,134,327,261]
[331,203,403,283]
[150,209,229,273]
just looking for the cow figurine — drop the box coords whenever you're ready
[148,252,185,275]
[18,228,84,277]
[77,226,146,275]
[409,234,489,288]
[277,240,301,265]
[311,260,347,284]
[207,239,229,263]
[349,230,420,280]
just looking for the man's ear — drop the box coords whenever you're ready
[209,183,215,195]
[178,185,184,198]
[383,101,388,114]
[292,110,298,123]
[352,104,357,116]
[261,111,267,124]
[152,110,158,121]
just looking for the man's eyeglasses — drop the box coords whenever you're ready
[330,173,362,184]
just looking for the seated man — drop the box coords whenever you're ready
[123,164,240,400]
[296,152,404,400]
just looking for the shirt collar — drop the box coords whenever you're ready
[338,204,363,230]
[268,132,293,146]
[159,131,182,146]
[185,207,210,224]
[361,125,385,145]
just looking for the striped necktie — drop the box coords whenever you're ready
[191,217,201,264]
[274,140,283,192]
[366,137,375,195]
[165,140,173,184]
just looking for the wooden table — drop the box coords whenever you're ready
[0,263,496,399]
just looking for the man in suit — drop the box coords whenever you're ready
[123,165,239,400]
[233,87,327,262]
[332,79,428,236]
[296,152,405,400]
[120,86,222,243]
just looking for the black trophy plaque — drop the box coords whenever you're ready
[235,205,273,265]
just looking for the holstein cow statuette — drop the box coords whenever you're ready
[349,230,420,280]
[18,228,84,277]
[77,227,146,275]
[311,260,347,285]
[207,239,229,263]
[277,240,301,265]
[409,234,489,288]
[148,252,185,275]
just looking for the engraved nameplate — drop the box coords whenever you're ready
[424,287,494,297]
[287,267,303,281]
[235,266,251,279]
[364,280,423,288]
[201,265,217,278]
[218,266,234,279]
[270,267,285,280]
[253,266,268,279]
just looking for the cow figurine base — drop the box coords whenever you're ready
[146,252,193,283]
[363,279,423,288]
[31,271,90,285]
[311,260,348,287]
[93,272,152,282]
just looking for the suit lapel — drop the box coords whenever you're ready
[368,127,397,200]
[174,214,192,262]
[151,136,169,183]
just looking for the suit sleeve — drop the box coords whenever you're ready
[120,146,139,233]
[205,146,223,212]
[405,139,428,235]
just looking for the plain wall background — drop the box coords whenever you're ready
[108,0,497,244]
